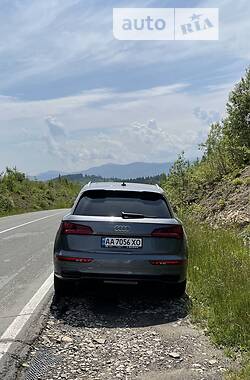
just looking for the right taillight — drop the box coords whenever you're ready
[151,225,183,239]
[61,221,93,235]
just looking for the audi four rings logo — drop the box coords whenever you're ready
[114,225,130,232]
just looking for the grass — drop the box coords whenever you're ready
[226,362,250,379]
[184,218,250,378]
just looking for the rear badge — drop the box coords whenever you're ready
[114,225,131,233]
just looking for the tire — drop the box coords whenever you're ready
[54,275,68,298]
[171,280,186,298]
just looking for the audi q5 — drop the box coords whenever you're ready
[53,182,188,297]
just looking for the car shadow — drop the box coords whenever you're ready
[50,282,191,329]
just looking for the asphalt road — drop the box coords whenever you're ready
[0,209,67,338]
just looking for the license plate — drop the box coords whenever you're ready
[101,237,142,249]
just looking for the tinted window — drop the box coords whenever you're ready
[74,190,171,218]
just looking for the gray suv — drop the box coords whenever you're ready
[54,182,188,297]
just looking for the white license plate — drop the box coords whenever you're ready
[101,237,142,249]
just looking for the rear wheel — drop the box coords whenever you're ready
[54,275,68,298]
[171,280,186,297]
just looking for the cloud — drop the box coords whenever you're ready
[0,0,248,94]
[0,84,188,121]
[0,78,231,173]
[45,115,66,140]
[120,84,190,99]
[0,88,113,121]
[193,107,221,126]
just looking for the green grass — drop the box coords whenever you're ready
[186,220,250,348]
[184,219,250,378]
[226,360,250,379]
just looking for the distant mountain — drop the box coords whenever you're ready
[34,170,66,181]
[60,173,167,185]
[35,162,172,181]
[82,162,172,179]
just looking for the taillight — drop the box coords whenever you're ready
[56,256,93,263]
[61,221,93,235]
[151,225,183,239]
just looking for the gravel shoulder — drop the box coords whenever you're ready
[17,283,238,380]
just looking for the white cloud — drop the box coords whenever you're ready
[0,0,248,90]
[0,88,113,121]
[0,80,231,173]
[193,107,221,126]
[45,116,66,140]
[0,84,188,122]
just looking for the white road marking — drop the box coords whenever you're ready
[0,272,53,360]
[0,211,64,235]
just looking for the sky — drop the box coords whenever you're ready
[0,0,249,175]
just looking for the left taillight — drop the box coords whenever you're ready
[61,221,93,235]
[56,256,93,263]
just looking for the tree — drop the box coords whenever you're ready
[200,122,228,176]
[223,67,250,166]
[165,152,190,208]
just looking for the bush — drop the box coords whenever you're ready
[232,178,244,186]
[0,193,15,212]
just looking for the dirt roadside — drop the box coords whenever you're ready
[15,283,239,380]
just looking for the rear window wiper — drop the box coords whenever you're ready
[122,212,144,219]
[121,212,158,219]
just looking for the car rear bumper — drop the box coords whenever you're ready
[54,250,187,284]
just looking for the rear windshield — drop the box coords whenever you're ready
[74,190,171,218]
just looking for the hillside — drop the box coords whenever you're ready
[194,165,249,228]
[0,169,80,216]
[163,68,250,230]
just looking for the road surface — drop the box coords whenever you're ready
[0,209,67,376]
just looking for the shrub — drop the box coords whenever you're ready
[0,193,15,212]
[232,178,244,186]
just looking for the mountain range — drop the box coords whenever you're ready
[35,162,173,181]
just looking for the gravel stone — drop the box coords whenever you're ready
[18,284,238,380]
[169,352,181,359]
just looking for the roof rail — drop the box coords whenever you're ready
[155,184,161,190]
[87,181,92,186]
